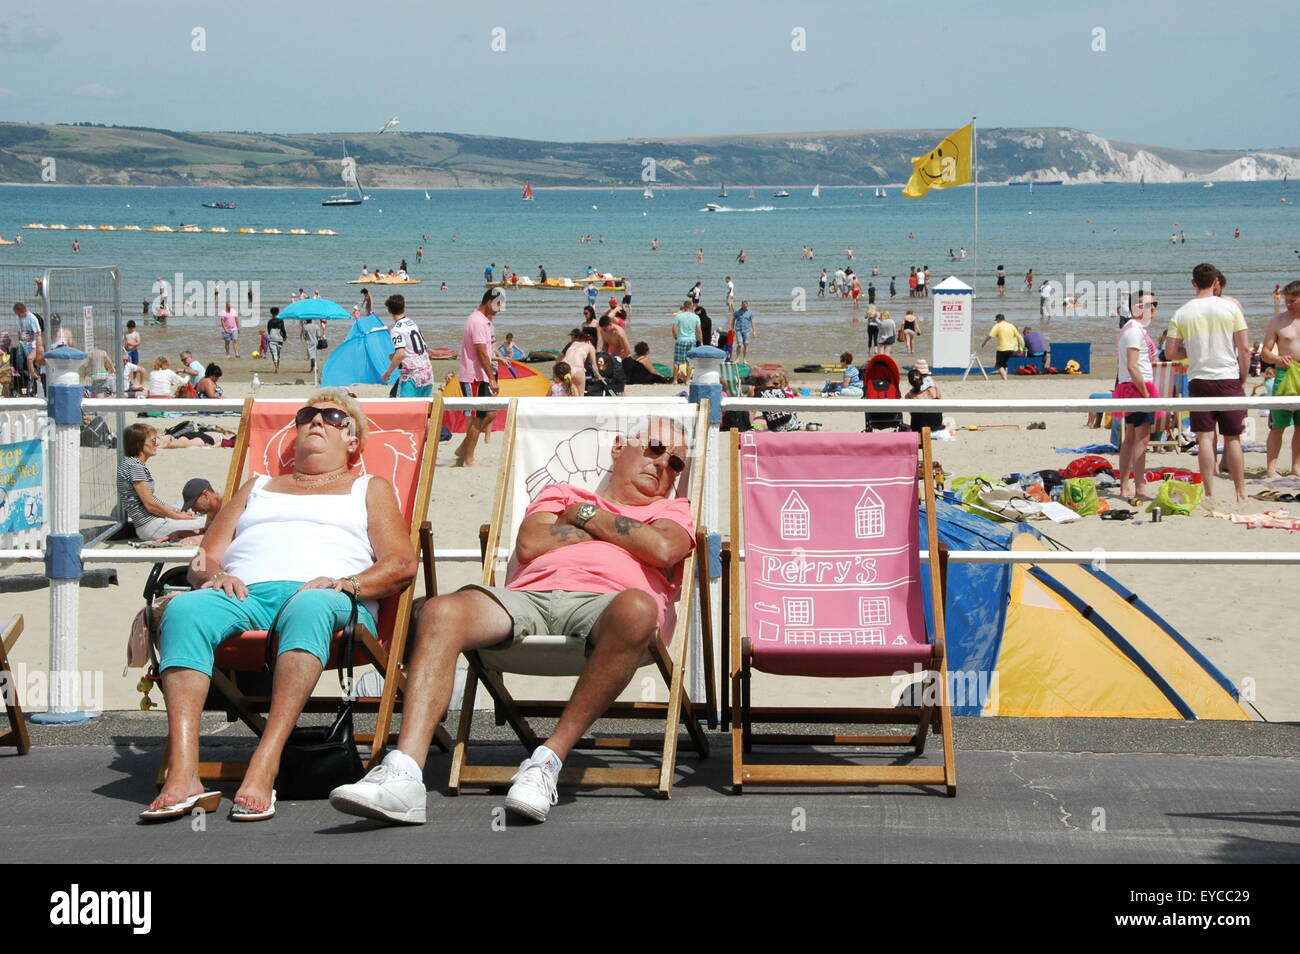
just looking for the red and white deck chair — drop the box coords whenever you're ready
[727,429,956,795]
[449,397,714,798]
[166,397,447,784]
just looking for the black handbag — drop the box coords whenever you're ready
[266,591,364,800]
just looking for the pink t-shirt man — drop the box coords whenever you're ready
[219,305,239,334]
[507,484,696,629]
[458,308,495,383]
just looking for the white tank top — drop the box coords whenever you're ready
[223,474,379,619]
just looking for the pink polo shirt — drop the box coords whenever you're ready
[507,484,696,628]
[458,308,495,382]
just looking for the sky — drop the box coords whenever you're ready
[1,0,1295,151]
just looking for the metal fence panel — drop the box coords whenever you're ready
[0,264,123,543]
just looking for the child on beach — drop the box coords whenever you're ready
[550,361,582,397]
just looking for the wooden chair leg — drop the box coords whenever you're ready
[447,664,479,795]
[0,617,31,755]
[720,554,731,732]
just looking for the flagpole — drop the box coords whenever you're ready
[972,116,979,301]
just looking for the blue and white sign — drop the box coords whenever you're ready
[0,439,44,533]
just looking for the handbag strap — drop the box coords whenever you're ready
[264,588,359,695]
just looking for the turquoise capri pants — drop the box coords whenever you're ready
[158,580,377,676]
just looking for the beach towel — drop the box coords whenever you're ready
[1053,444,1118,454]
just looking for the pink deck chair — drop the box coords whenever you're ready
[727,428,956,795]
[160,397,446,785]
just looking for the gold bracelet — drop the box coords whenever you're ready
[347,575,362,598]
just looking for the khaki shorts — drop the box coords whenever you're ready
[461,585,619,649]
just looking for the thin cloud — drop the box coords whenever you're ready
[0,20,59,52]
[75,83,118,99]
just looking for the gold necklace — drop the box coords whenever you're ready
[290,466,351,488]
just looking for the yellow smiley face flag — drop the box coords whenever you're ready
[903,123,974,198]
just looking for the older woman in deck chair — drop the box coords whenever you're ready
[140,391,417,823]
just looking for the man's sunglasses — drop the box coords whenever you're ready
[1137,300,1159,309]
[294,405,352,430]
[645,441,686,472]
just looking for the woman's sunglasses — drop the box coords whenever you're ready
[645,440,686,472]
[294,405,352,430]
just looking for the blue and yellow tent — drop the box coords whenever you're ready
[920,501,1249,720]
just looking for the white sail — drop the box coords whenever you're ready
[811,184,820,198]
[643,187,654,198]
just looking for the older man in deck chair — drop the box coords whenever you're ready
[331,418,694,824]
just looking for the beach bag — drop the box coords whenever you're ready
[1148,479,1204,516]
[272,593,364,800]
[1061,478,1100,516]
[720,361,743,396]
[954,476,1035,522]
[1061,455,1114,480]
[1275,362,1300,398]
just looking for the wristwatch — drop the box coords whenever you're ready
[573,503,599,530]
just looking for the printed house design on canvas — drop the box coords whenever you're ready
[779,490,810,540]
[854,486,885,539]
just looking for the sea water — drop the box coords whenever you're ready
[2,182,1294,360]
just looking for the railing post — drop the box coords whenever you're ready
[32,347,92,724]
[688,347,725,717]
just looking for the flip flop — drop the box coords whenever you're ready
[1252,491,1282,501]
[138,790,222,822]
[229,790,277,822]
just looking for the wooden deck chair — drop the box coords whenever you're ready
[727,428,956,795]
[448,397,714,798]
[163,397,447,784]
[1,615,31,754]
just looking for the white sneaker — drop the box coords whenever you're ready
[504,758,559,822]
[329,763,426,825]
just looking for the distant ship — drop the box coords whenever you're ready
[705,203,723,212]
[773,190,790,198]
[522,182,534,200]
[748,186,756,200]
[811,184,821,198]
[874,187,886,199]
[643,187,654,198]
[718,178,728,198]
[201,201,236,210]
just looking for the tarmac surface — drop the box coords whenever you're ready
[3,713,1298,863]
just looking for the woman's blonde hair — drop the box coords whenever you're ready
[153,356,170,370]
[304,389,368,452]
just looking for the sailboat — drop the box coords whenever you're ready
[1028,180,1035,195]
[1140,174,1145,192]
[748,186,756,200]
[424,191,431,200]
[811,183,821,198]
[874,187,886,199]
[643,186,654,198]
[718,179,728,198]
[522,183,534,200]
[322,142,366,206]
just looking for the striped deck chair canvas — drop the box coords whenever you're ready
[159,397,445,785]
[728,428,956,795]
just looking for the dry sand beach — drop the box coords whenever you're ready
[4,354,1295,722]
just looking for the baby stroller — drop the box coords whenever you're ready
[862,354,903,431]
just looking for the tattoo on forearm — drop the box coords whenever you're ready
[612,515,644,536]
[548,523,587,543]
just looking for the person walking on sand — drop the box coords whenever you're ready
[724,275,735,315]
[454,288,504,468]
[730,300,756,363]
[671,301,702,384]
[1261,280,1300,477]
[1116,291,1161,501]
[1163,263,1250,502]
[219,300,240,358]
[981,313,1022,382]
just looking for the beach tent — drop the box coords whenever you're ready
[441,358,550,433]
[321,313,394,387]
[919,500,1249,720]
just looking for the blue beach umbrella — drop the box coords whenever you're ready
[279,298,352,321]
